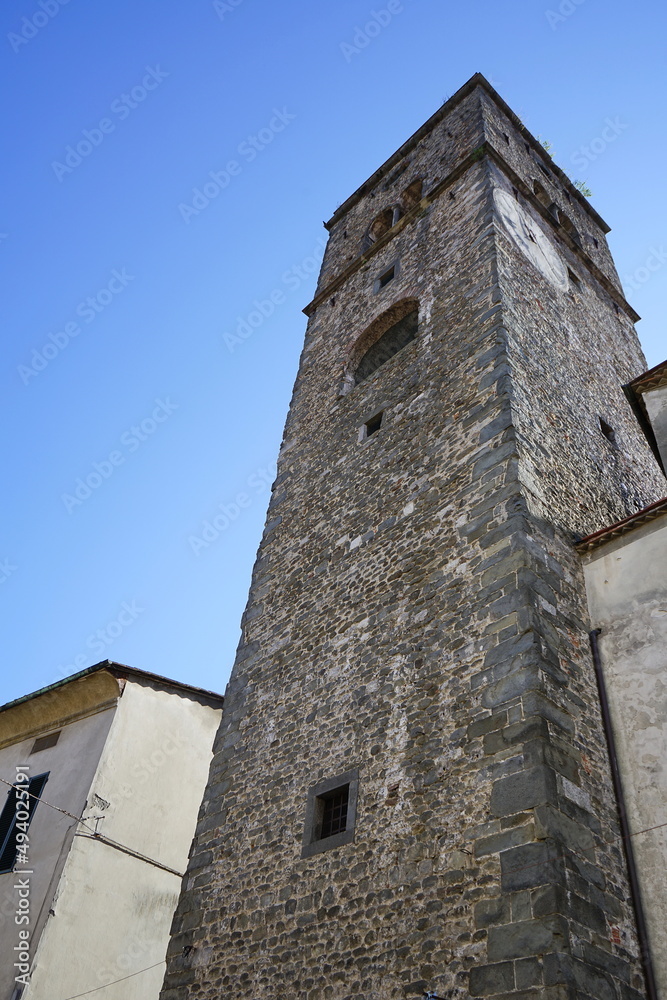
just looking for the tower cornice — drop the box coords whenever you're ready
[306,142,639,322]
[325,72,611,236]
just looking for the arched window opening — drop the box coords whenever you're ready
[354,305,419,385]
[533,180,550,208]
[369,208,394,243]
[401,179,424,211]
[560,214,582,247]
[339,299,419,396]
[533,181,559,221]
[361,207,402,254]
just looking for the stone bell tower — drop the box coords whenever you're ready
[160,74,665,1000]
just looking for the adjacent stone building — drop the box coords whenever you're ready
[160,75,667,999]
[0,662,223,1000]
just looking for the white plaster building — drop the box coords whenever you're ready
[0,662,223,1000]
[578,359,667,1000]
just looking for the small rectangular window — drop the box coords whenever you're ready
[302,769,359,858]
[568,269,581,291]
[31,731,61,754]
[363,412,383,438]
[320,786,349,839]
[374,261,399,293]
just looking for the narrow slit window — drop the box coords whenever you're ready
[364,412,384,438]
[599,417,617,446]
[568,269,581,290]
[378,265,395,289]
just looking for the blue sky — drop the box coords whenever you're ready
[2,0,666,705]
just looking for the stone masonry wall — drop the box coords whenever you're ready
[160,77,663,1000]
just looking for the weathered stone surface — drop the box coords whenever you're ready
[159,73,662,1000]
[487,916,568,961]
[514,957,543,990]
[469,961,515,995]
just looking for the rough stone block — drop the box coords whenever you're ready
[487,915,567,961]
[475,824,535,858]
[474,894,511,928]
[515,956,543,989]
[490,765,558,817]
[543,952,617,1000]
[500,842,563,891]
[469,961,515,996]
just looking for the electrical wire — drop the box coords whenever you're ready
[0,774,97,835]
[0,775,183,876]
[60,960,165,999]
[4,772,667,844]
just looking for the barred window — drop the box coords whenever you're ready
[320,786,349,839]
[301,769,359,858]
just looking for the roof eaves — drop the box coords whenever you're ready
[0,660,224,716]
[575,497,667,554]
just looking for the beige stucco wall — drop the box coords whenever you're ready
[21,678,221,1000]
[0,697,117,1000]
[582,514,667,999]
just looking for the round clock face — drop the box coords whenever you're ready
[494,188,569,292]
